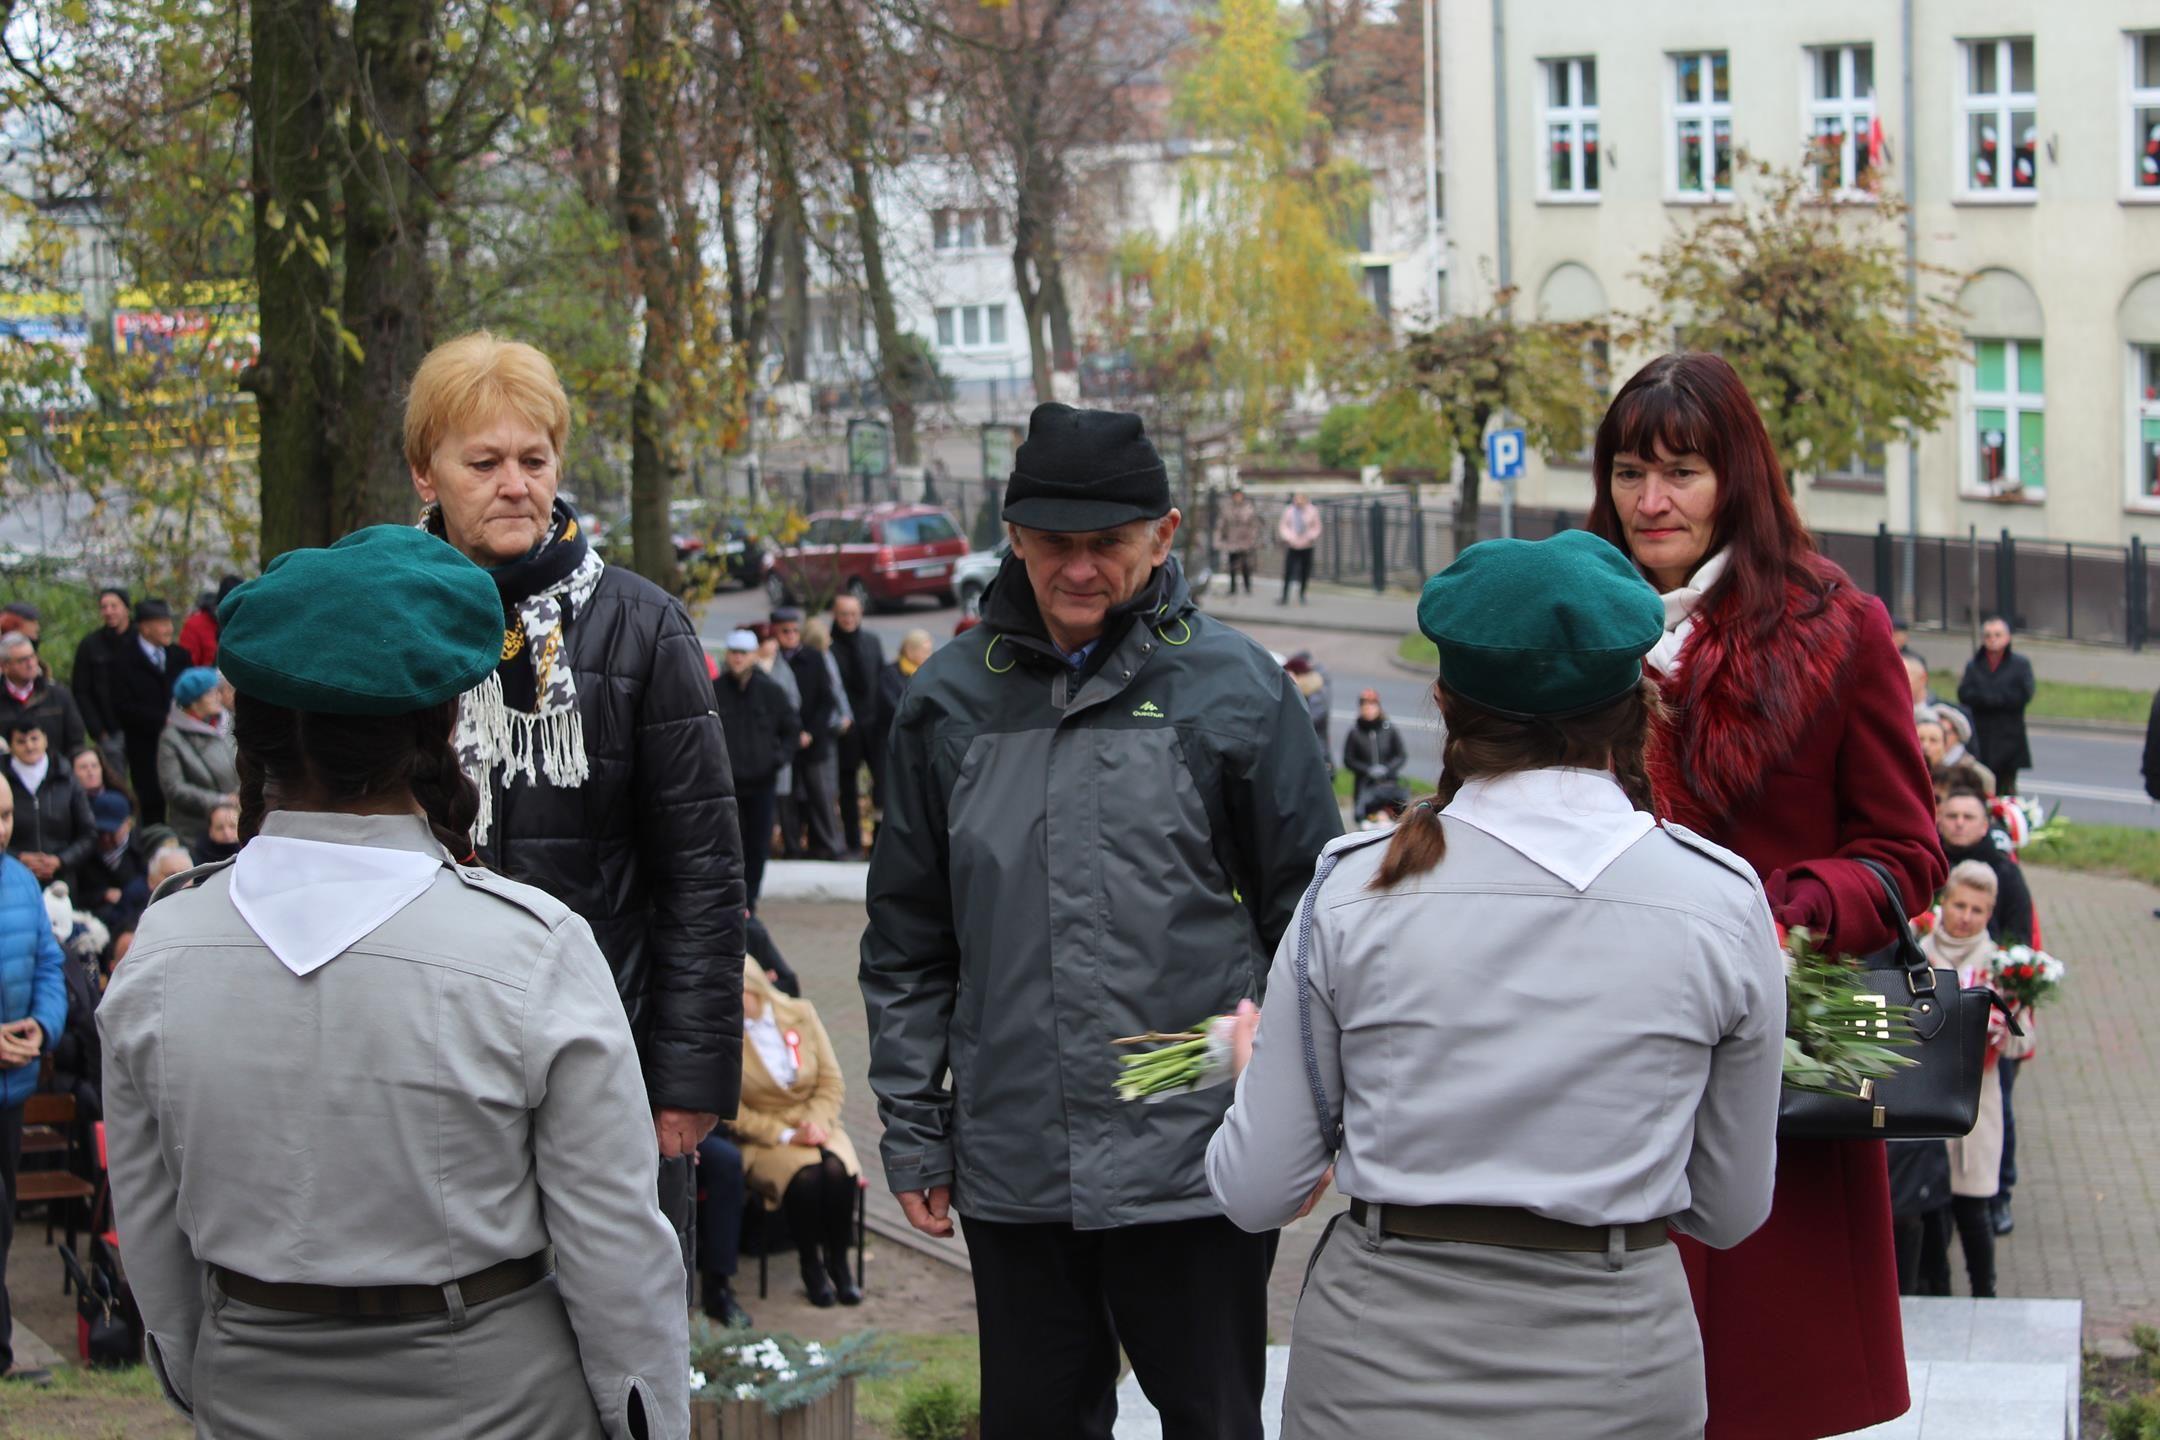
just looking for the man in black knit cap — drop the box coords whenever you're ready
[862,403,1341,1439]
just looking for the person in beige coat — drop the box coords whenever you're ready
[733,967,862,1307]
[1917,860,2034,1298]
[100,527,688,1440]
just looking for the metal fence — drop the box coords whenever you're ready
[1304,497,2157,651]
[706,467,2157,651]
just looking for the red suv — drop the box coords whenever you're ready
[763,504,971,610]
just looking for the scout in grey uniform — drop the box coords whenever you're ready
[99,526,689,1440]
[1207,531,1787,1440]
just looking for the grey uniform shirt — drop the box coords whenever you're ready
[1208,775,1786,1247]
[98,810,690,1439]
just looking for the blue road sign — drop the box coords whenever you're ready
[1487,427,1526,480]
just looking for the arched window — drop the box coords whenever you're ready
[1956,270,2046,499]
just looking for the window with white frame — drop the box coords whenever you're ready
[932,208,1003,251]
[1541,58,1600,197]
[1966,338,2044,496]
[1959,38,2037,196]
[1670,52,1733,198]
[1808,45,1878,193]
[2134,344,2160,500]
[1822,438,1889,486]
[934,303,1007,351]
[2132,34,2160,193]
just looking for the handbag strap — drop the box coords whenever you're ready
[1294,850,1345,1156]
[1854,856,1937,994]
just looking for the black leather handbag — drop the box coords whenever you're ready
[1777,858,2013,1141]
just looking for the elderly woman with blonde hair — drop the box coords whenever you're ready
[405,331,745,1274]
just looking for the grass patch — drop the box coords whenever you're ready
[1398,632,1438,668]
[1331,765,1433,803]
[2028,824,2160,889]
[858,1332,979,1436]
[1928,671,2151,727]
[0,1362,191,1440]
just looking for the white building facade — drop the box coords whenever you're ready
[1439,0,2160,549]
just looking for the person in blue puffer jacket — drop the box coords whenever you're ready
[1,776,68,1386]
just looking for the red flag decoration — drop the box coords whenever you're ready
[1868,116,1886,172]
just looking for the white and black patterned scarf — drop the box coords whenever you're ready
[424,500,604,845]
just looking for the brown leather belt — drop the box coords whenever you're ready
[212,1249,552,1319]
[1348,1201,1670,1253]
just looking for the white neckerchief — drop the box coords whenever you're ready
[1443,767,1655,892]
[745,1009,799,1086]
[10,754,48,794]
[1644,549,1730,679]
[230,834,443,977]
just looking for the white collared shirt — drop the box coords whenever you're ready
[1442,767,1656,892]
[745,1010,798,1087]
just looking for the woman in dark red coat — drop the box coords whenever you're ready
[1590,353,1947,1440]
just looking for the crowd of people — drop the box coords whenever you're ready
[0,340,2105,1440]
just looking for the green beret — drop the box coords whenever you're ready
[1416,529,1664,718]
[217,526,504,715]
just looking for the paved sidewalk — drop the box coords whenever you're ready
[758,852,2159,1348]
[1205,579,2160,695]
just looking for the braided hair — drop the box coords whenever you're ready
[1370,678,1664,890]
[234,692,480,861]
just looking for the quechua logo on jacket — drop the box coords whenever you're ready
[1131,700,1165,719]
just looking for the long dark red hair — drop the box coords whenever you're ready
[1587,352,1836,636]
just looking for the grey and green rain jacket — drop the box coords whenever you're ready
[860,556,1342,1229]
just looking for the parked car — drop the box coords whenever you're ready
[953,540,1009,616]
[763,503,969,610]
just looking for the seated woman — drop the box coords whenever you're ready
[734,969,862,1307]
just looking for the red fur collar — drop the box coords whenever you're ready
[1649,575,1871,827]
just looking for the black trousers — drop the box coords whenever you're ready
[1948,1196,1997,1296]
[1,1101,21,1374]
[735,786,776,909]
[963,1214,1276,1440]
[659,1154,695,1304]
[1998,1055,2021,1192]
[695,1135,746,1280]
[835,726,880,855]
[1224,550,1254,593]
[1896,1206,1955,1295]
[1996,766,2022,798]
[1280,547,1313,601]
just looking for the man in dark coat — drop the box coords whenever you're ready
[862,404,1342,1437]
[772,607,843,859]
[1956,615,2036,796]
[0,631,85,756]
[80,791,152,943]
[70,588,136,772]
[406,331,744,1273]
[2143,686,2159,804]
[827,594,885,856]
[108,600,188,825]
[713,628,800,910]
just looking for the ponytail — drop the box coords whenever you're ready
[233,692,475,860]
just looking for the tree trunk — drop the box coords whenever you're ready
[246,0,338,561]
[618,0,679,592]
[1011,244,1052,406]
[779,201,809,385]
[1452,438,1482,559]
[830,25,917,467]
[333,0,436,535]
[1043,253,1076,372]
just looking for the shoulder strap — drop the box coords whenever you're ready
[148,857,236,905]
[1294,850,1345,1155]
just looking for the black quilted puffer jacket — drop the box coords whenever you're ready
[479,564,746,1119]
